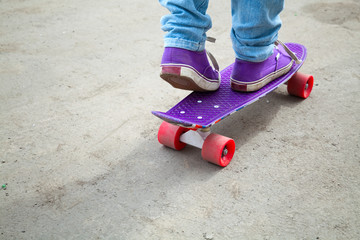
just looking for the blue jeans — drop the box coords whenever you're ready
[159,0,284,62]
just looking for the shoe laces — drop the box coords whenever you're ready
[204,38,302,70]
[206,37,219,71]
[275,40,302,64]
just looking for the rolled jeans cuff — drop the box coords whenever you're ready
[163,38,206,52]
[234,44,275,62]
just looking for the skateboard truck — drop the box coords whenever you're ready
[179,128,211,149]
[157,122,236,167]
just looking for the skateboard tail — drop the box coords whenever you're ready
[152,111,196,128]
[152,105,246,129]
[152,111,222,129]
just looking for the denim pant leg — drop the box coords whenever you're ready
[159,0,211,51]
[231,0,284,62]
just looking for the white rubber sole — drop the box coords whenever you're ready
[231,60,294,92]
[160,64,220,92]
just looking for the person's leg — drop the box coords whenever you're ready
[231,0,284,62]
[159,0,220,91]
[230,0,299,92]
[159,0,211,51]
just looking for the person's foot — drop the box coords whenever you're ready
[231,41,301,92]
[160,47,220,91]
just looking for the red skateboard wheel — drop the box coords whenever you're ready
[158,121,189,150]
[287,72,314,99]
[201,133,235,167]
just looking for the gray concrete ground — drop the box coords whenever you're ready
[1,0,359,239]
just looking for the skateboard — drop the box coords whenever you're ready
[152,42,314,167]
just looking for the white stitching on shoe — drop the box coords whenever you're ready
[275,52,280,71]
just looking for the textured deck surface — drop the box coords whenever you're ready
[153,43,306,128]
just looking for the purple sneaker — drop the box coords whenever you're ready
[231,40,302,92]
[160,47,221,92]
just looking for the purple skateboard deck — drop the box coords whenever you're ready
[152,43,307,129]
